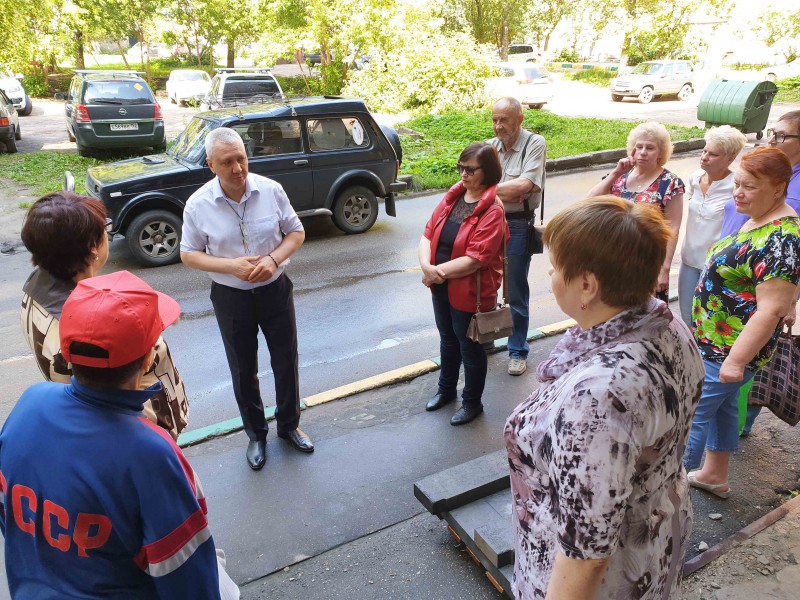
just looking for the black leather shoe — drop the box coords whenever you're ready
[246,440,266,470]
[450,404,484,426]
[426,392,457,412]
[278,428,315,453]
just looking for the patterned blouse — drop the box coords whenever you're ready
[504,299,704,600]
[611,168,685,211]
[693,217,800,369]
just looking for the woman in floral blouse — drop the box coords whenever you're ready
[505,196,704,600]
[587,121,685,301]
[685,147,800,498]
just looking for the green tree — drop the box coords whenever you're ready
[760,7,800,63]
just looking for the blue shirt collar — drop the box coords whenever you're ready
[68,377,162,413]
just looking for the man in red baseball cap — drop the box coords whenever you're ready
[0,271,235,599]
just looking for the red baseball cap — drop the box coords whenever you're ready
[60,271,181,368]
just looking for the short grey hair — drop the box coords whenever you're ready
[205,127,244,159]
[627,122,673,166]
[493,97,524,117]
[704,125,747,157]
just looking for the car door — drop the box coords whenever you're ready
[656,63,675,94]
[230,119,314,212]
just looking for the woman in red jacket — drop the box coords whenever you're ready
[418,142,508,425]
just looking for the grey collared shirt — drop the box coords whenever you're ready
[490,129,546,214]
[180,173,304,290]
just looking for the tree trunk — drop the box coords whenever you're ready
[227,39,235,68]
[500,17,509,61]
[116,40,131,69]
[75,30,85,70]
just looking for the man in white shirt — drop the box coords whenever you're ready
[180,127,312,471]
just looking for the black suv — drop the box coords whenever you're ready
[58,70,165,156]
[78,97,406,266]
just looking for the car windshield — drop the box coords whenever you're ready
[176,71,210,82]
[168,116,217,162]
[222,79,281,100]
[631,62,663,75]
[84,81,154,104]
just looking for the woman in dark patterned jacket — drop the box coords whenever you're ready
[505,196,705,599]
[20,191,189,440]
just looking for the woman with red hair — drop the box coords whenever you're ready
[684,147,800,498]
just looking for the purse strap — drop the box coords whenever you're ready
[475,220,508,312]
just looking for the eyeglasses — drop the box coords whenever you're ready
[105,218,113,234]
[767,129,800,144]
[456,163,482,176]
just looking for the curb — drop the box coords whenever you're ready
[177,296,677,448]
[683,492,800,576]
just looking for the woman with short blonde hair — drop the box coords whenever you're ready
[677,125,747,326]
[506,195,705,600]
[588,122,685,301]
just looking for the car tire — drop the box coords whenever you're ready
[5,134,17,153]
[67,126,76,142]
[20,95,32,116]
[332,186,378,234]
[380,124,403,166]
[15,122,21,140]
[766,73,777,82]
[77,144,92,157]
[126,210,182,267]
[153,143,167,153]
[611,93,623,102]
[637,87,654,104]
[677,84,692,101]
[756,130,764,141]
[527,103,544,110]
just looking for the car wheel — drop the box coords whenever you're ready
[756,130,764,141]
[637,87,654,104]
[15,122,21,140]
[153,143,167,153]
[20,95,32,116]
[332,186,378,234]
[766,73,777,82]
[67,126,76,142]
[5,134,17,153]
[611,94,623,102]
[170,93,176,104]
[527,103,544,110]
[126,210,182,267]
[677,84,693,101]
[77,144,92,157]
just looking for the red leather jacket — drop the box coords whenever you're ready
[423,182,508,313]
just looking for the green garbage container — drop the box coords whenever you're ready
[697,79,778,140]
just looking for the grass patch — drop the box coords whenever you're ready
[776,76,800,103]
[399,109,704,190]
[565,68,616,87]
[0,152,102,195]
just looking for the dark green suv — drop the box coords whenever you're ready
[59,70,165,157]
[74,97,406,266]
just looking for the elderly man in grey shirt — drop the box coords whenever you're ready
[180,127,313,471]
[489,97,546,376]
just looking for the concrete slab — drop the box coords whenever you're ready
[414,450,509,514]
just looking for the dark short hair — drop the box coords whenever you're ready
[739,147,793,197]
[21,191,107,281]
[459,142,502,187]
[544,196,672,307]
[779,109,800,134]
[70,344,149,388]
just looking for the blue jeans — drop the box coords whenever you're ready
[743,405,762,434]
[684,360,753,470]
[507,221,531,359]
[431,293,487,408]
[678,263,702,329]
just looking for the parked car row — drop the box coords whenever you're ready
[0,89,21,153]
[0,70,33,116]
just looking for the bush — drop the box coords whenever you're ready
[776,76,800,102]
[553,48,581,63]
[566,68,616,87]
[21,73,49,97]
[275,75,326,97]
[343,30,491,114]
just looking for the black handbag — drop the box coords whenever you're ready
[519,135,545,255]
[466,232,513,344]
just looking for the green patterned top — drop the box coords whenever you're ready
[693,217,800,369]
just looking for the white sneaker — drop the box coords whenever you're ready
[508,358,527,376]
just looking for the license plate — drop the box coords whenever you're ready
[110,123,138,131]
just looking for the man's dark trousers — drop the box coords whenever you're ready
[210,273,301,441]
